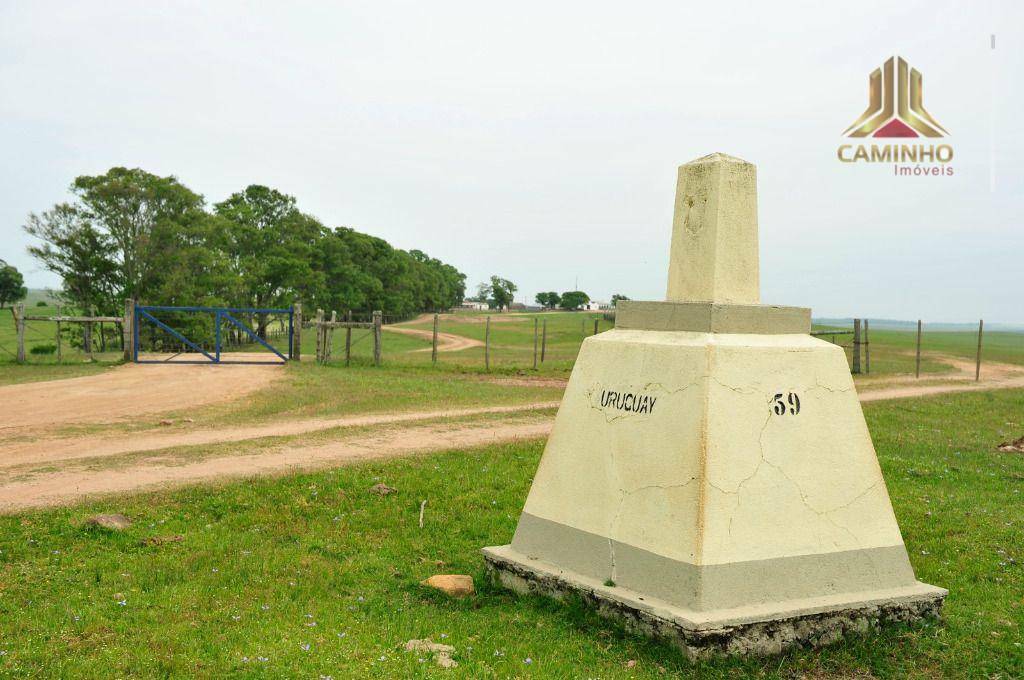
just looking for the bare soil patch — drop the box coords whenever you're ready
[0,402,560,471]
[3,347,1024,512]
[858,354,1024,402]
[0,417,554,512]
[383,325,483,352]
[0,358,281,431]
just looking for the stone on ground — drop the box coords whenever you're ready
[420,574,474,597]
[84,513,131,531]
[403,639,457,668]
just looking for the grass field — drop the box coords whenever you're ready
[0,303,122,385]
[4,307,1022,384]
[0,388,1021,677]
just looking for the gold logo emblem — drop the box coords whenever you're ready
[844,57,948,138]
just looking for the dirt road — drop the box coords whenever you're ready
[0,358,282,431]
[2,347,1023,512]
[857,354,1024,401]
[0,402,560,471]
[383,325,483,352]
[0,417,554,512]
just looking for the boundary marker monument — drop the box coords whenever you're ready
[483,153,945,657]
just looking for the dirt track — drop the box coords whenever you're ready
[0,417,553,512]
[858,354,1024,401]
[0,402,560,471]
[383,325,483,352]
[2,344,1024,513]
[0,357,281,430]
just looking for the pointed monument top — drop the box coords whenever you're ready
[665,152,760,305]
[685,152,752,166]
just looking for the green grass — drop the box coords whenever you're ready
[0,388,1021,677]
[180,361,565,426]
[334,311,611,375]
[868,328,1024,367]
[0,303,123,385]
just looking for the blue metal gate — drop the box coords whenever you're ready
[134,305,293,365]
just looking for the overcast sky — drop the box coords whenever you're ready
[1,1,1021,322]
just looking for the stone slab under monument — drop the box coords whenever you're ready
[482,153,945,658]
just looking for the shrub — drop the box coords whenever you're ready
[36,300,47,307]
[30,344,57,355]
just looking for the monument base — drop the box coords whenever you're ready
[482,545,946,659]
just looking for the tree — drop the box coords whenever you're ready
[0,260,27,308]
[215,185,326,336]
[488,276,517,311]
[24,167,469,324]
[611,293,630,307]
[559,290,590,310]
[71,167,207,301]
[24,205,119,314]
[535,291,561,309]
[471,282,491,303]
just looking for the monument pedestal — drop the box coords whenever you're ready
[482,154,945,657]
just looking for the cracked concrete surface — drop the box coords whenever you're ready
[505,328,927,615]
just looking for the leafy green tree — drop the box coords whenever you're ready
[215,185,326,336]
[0,260,27,308]
[535,291,560,309]
[24,205,119,314]
[25,167,469,327]
[488,276,517,311]
[611,293,630,307]
[71,167,207,301]
[559,290,590,310]
[471,282,491,303]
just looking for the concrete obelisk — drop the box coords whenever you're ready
[483,153,945,657]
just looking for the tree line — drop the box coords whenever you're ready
[21,168,466,330]
[0,259,27,309]
[534,291,630,310]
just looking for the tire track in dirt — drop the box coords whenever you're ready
[0,402,561,471]
[0,358,282,430]
[0,417,554,513]
[382,325,483,352]
[3,350,1024,512]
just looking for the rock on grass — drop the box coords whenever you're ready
[83,513,131,531]
[420,574,474,597]
[403,639,457,668]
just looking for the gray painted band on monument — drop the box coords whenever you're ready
[511,512,917,612]
[616,300,811,334]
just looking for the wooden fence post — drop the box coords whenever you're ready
[56,305,63,363]
[123,300,134,362]
[593,318,599,336]
[14,303,25,364]
[485,316,491,372]
[915,319,922,379]
[863,319,870,374]
[292,303,302,361]
[431,313,439,365]
[83,320,93,360]
[851,318,861,374]
[327,310,337,363]
[315,309,324,363]
[975,319,984,381]
[541,319,547,363]
[533,317,538,370]
[345,310,352,366]
[372,311,382,366]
